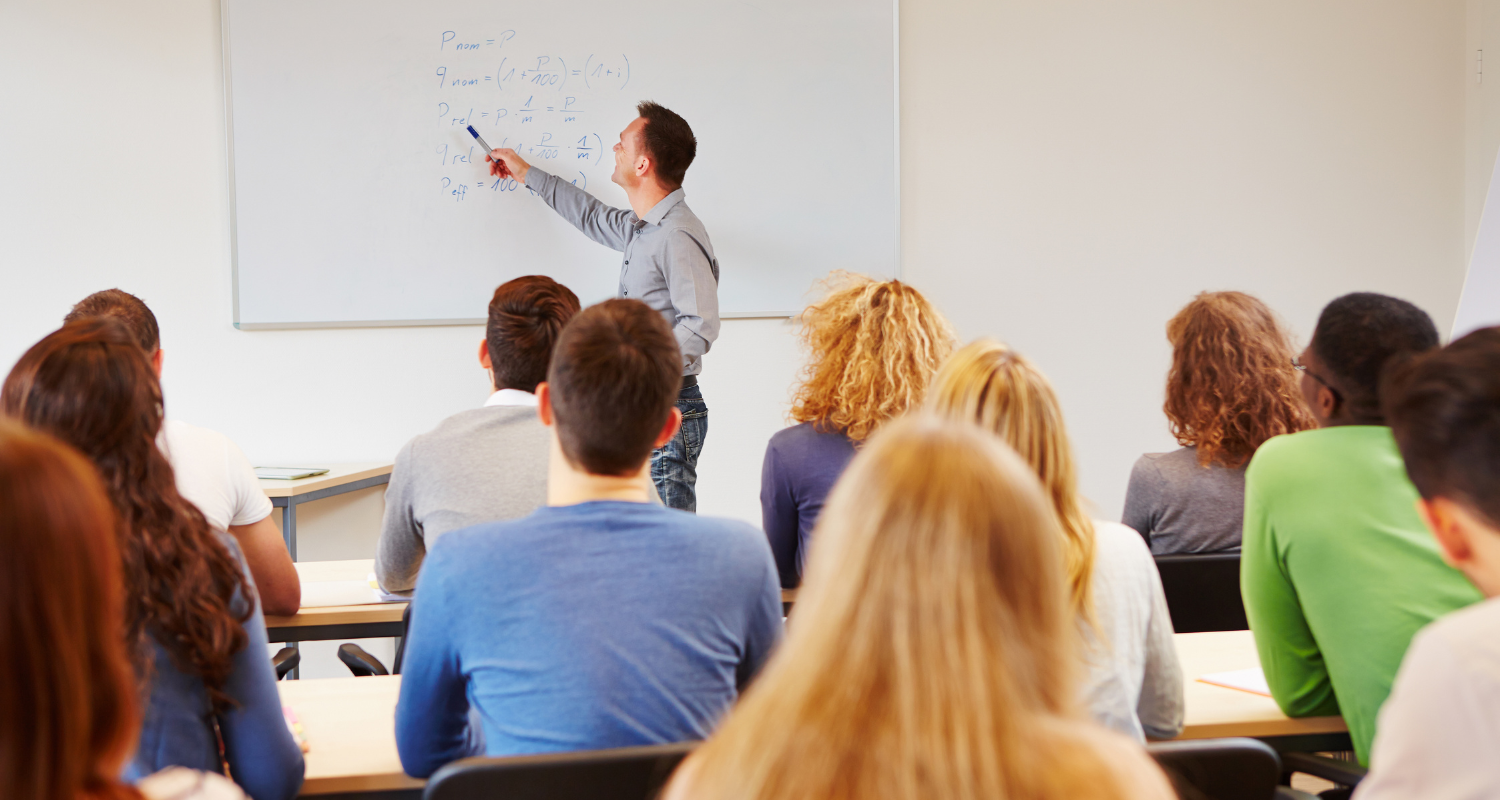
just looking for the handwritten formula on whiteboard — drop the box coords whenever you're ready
[433,30,631,202]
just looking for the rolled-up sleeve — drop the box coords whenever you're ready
[662,228,720,373]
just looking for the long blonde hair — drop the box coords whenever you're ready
[928,340,1097,626]
[671,416,1155,800]
[789,272,955,443]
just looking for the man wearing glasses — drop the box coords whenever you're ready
[1239,292,1482,767]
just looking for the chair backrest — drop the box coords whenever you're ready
[424,741,698,800]
[1153,552,1248,633]
[1147,737,1281,800]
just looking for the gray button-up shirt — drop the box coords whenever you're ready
[524,168,720,376]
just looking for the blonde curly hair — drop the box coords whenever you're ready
[789,273,956,443]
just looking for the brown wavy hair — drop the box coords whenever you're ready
[0,419,144,800]
[1164,292,1314,468]
[2,319,251,714]
[789,272,956,443]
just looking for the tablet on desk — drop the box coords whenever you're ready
[254,467,330,480]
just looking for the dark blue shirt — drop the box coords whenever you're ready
[394,502,783,778]
[123,537,304,800]
[759,422,858,588]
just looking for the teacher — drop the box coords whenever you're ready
[486,102,718,513]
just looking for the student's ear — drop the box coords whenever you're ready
[1418,497,1473,568]
[1317,385,1339,420]
[151,348,165,377]
[653,406,682,449]
[536,382,555,427]
[478,340,491,370]
[636,154,651,179]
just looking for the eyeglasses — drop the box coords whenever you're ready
[1292,356,1340,400]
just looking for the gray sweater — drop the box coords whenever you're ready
[376,405,550,592]
[1122,446,1246,555]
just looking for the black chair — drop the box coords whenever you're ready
[271,646,300,680]
[424,741,697,800]
[1154,552,1249,633]
[1148,738,1316,800]
[1280,752,1366,800]
[339,603,412,677]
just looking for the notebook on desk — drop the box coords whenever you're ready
[300,578,409,608]
[1198,667,1272,697]
[255,467,331,480]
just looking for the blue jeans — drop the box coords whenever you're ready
[652,384,707,512]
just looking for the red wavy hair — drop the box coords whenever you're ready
[2,319,251,714]
[1164,292,1314,467]
[0,418,143,800]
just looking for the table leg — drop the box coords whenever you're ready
[281,502,297,561]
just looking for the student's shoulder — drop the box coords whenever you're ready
[1244,429,1340,487]
[1036,719,1176,800]
[1094,520,1154,562]
[1415,597,1500,674]
[768,421,853,453]
[424,516,538,571]
[404,407,540,455]
[666,510,772,559]
[162,419,234,459]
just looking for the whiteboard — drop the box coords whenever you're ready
[1455,142,1500,340]
[223,0,898,328]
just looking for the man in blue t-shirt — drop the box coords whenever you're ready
[394,298,783,777]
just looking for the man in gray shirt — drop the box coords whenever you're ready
[486,102,718,512]
[375,276,581,592]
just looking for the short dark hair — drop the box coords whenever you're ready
[1310,292,1439,423]
[486,276,581,393]
[547,299,681,475]
[1384,327,1500,526]
[636,101,696,189]
[64,289,160,353]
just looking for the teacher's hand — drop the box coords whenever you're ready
[488,148,531,183]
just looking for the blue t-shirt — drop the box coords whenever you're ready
[123,536,305,800]
[394,501,784,777]
[759,422,857,587]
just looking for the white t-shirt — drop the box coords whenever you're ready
[1080,520,1185,742]
[139,768,248,800]
[159,420,274,531]
[1355,595,1500,800]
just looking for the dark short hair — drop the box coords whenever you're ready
[64,289,160,353]
[636,101,696,189]
[1385,327,1500,526]
[1310,292,1439,423]
[486,276,581,393]
[547,299,681,475]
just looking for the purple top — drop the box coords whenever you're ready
[759,422,858,587]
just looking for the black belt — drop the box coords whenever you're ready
[681,375,697,389]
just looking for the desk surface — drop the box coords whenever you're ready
[1175,631,1346,740]
[258,462,394,499]
[265,560,405,632]
[280,629,1345,795]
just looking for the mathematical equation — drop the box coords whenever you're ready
[431,29,631,202]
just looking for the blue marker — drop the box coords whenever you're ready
[466,125,493,157]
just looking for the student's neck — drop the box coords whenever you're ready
[626,180,674,218]
[546,438,653,506]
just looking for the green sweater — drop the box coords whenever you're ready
[1242,426,1481,765]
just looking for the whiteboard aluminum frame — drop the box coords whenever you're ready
[221,0,900,330]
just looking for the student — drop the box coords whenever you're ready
[1241,292,1481,765]
[664,416,1175,800]
[0,418,249,800]
[1123,291,1313,554]
[928,340,1183,743]
[1353,327,1500,799]
[376,275,581,592]
[394,299,782,776]
[2,320,304,800]
[64,289,299,615]
[760,272,954,587]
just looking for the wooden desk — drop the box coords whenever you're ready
[260,463,394,560]
[279,630,1350,796]
[265,560,406,644]
[280,675,421,798]
[1176,630,1349,751]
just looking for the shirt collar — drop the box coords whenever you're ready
[640,189,686,226]
[484,388,538,407]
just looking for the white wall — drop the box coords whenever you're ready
[902,0,1469,520]
[0,0,1478,553]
